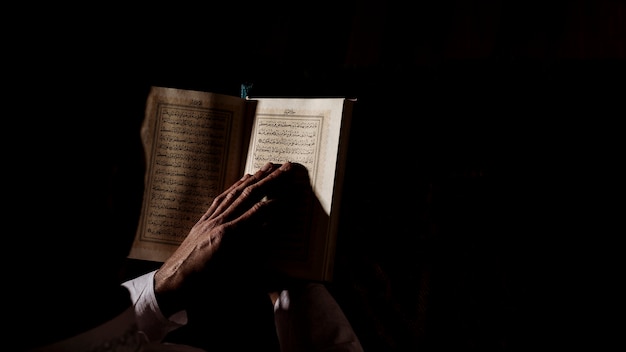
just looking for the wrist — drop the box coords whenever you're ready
[153,269,185,318]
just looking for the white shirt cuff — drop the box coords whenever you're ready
[121,270,188,342]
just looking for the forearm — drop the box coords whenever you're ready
[272,283,363,352]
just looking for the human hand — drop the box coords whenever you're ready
[154,161,312,316]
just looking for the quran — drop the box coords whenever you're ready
[128,86,355,282]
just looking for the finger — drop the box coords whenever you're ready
[200,174,251,221]
[202,162,277,221]
[216,162,310,225]
[246,162,311,201]
[221,196,279,240]
[206,161,310,226]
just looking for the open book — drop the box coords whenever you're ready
[128,86,355,282]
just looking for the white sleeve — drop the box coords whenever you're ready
[121,270,188,343]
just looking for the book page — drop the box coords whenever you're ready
[129,87,254,262]
[245,98,347,212]
[244,97,354,281]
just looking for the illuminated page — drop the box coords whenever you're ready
[244,97,355,281]
[129,87,255,262]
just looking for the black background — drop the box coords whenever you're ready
[13,1,624,351]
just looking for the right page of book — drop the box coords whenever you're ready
[245,97,355,282]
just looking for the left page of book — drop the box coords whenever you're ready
[128,86,256,262]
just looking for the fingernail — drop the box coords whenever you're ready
[279,161,292,170]
[261,162,273,172]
